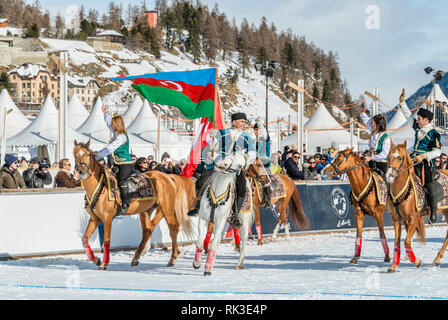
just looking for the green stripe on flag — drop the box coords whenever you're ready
[132,84,215,123]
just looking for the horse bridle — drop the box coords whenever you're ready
[75,147,95,179]
[326,150,366,177]
[247,161,270,185]
[387,152,417,178]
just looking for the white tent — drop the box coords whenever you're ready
[280,104,365,154]
[0,89,30,139]
[387,101,415,147]
[68,94,90,129]
[427,83,448,104]
[387,109,407,129]
[77,96,154,157]
[127,100,191,160]
[6,95,96,163]
[122,95,143,126]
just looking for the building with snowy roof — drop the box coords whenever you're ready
[67,75,100,107]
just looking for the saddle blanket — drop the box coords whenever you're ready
[104,170,156,204]
[372,173,388,206]
[253,174,286,204]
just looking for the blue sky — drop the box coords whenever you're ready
[38,0,448,108]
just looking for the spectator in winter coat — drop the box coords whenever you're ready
[173,159,187,175]
[54,159,81,188]
[284,151,304,180]
[133,157,149,174]
[156,153,174,174]
[1,154,26,189]
[304,157,322,180]
[22,157,52,189]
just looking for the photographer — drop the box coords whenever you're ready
[22,157,53,189]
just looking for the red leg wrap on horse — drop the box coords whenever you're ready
[205,250,216,270]
[355,237,362,257]
[103,244,110,264]
[393,247,400,265]
[256,226,263,240]
[234,228,241,245]
[194,246,203,263]
[203,232,212,249]
[83,243,94,261]
[406,248,416,263]
[381,238,390,255]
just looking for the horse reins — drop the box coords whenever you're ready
[326,150,367,177]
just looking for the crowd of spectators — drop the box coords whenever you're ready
[0,152,189,190]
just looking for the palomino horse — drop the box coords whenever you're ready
[193,151,254,275]
[321,148,392,264]
[73,140,194,270]
[385,142,435,273]
[246,158,310,244]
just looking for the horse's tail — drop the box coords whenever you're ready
[415,215,426,244]
[288,181,310,230]
[170,175,195,240]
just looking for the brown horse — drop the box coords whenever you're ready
[73,140,194,270]
[246,158,310,244]
[321,148,392,264]
[385,141,436,273]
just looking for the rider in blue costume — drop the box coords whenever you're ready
[188,112,257,228]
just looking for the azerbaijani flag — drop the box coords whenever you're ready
[112,68,224,177]
[112,68,223,127]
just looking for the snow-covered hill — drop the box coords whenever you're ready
[38,38,299,151]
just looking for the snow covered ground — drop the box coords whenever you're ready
[2,225,448,300]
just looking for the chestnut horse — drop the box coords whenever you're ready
[73,140,194,270]
[322,148,392,264]
[246,158,310,244]
[385,142,436,273]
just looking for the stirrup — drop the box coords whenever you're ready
[228,213,242,228]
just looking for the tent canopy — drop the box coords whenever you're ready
[122,95,143,126]
[68,94,90,129]
[0,89,30,139]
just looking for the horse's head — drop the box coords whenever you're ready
[246,157,271,186]
[321,147,358,179]
[386,141,411,184]
[73,139,94,179]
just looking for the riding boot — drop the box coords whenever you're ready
[426,182,443,224]
[187,200,200,217]
[118,184,131,216]
[229,196,244,228]
[263,185,272,208]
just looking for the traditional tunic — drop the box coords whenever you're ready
[254,120,271,168]
[360,112,391,162]
[97,114,132,164]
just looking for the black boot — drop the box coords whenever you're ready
[264,185,272,208]
[426,182,443,224]
[187,200,200,217]
[229,196,244,228]
[118,184,131,216]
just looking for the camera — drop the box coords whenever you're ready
[39,158,50,169]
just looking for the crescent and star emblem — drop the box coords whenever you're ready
[160,81,183,92]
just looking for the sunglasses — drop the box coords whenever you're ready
[309,161,316,164]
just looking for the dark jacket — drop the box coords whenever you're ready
[22,167,52,188]
[155,163,173,174]
[284,157,304,180]
[304,166,319,180]
[1,165,27,189]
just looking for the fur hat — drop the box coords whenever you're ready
[231,112,247,122]
[417,108,434,121]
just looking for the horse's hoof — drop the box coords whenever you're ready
[167,261,175,267]
[204,270,212,276]
[415,259,422,268]
[257,240,263,245]
[130,260,139,267]
[387,265,397,273]
[236,265,244,270]
[271,237,277,242]
[384,256,391,263]
[98,265,107,271]
[94,257,102,267]
[350,257,359,264]
[234,245,241,252]
[193,261,201,270]
[433,261,441,267]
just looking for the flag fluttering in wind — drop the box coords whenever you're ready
[112,68,224,177]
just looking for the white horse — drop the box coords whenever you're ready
[193,152,254,276]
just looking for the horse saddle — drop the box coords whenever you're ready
[253,174,286,204]
[104,169,156,203]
